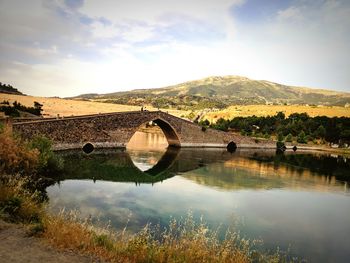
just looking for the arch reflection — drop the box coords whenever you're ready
[54,147,234,185]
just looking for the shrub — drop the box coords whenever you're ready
[297,131,307,144]
[277,133,284,142]
[0,178,44,223]
[285,133,293,142]
[0,128,62,177]
[29,135,64,175]
[29,136,52,168]
[0,127,39,175]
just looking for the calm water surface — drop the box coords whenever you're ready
[47,132,350,262]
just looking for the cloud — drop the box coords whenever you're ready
[229,0,350,90]
[0,0,349,96]
[64,0,84,9]
[277,6,303,21]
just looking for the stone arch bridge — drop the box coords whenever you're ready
[12,111,274,150]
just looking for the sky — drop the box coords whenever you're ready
[0,0,349,97]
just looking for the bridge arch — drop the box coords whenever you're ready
[227,141,237,153]
[82,142,94,154]
[128,117,181,147]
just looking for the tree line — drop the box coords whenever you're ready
[0,100,43,117]
[200,112,350,145]
[0,82,22,95]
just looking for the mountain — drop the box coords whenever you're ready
[73,76,350,109]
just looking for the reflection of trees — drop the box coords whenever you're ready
[49,149,349,191]
[249,152,350,182]
[182,151,349,191]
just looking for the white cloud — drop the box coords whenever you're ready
[0,0,350,97]
[277,6,303,21]
[121,25,155,43]
[81,0,240,24]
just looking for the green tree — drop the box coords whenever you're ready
[285,133,293,142]
[314,125,326,138]
[277,132,284,142]
[199,119,210,127]
[276,111,285,120]
[33,101,43,116]
[297,131,307,144]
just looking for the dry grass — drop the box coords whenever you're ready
[0,178,44,223]
[0,94,187,118]
[204,105,350,123]
[43,211,285,263]
[1,94,347,123]
[0,127,39,175]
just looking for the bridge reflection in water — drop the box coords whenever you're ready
[57,147,234,185]
[55,147,349,189]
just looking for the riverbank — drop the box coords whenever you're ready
[284,144,350,156]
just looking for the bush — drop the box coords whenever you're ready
[0,129,63,177]
[0,178,44,223]
[297,131,307,144]
[285,133,293,142]
[29,135,64,175]
[29,136,52,168]
[277,133,284,142]
[0,127,39,175]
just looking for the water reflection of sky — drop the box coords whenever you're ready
[47,132,350,263]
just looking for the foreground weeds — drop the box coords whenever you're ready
[42,211,291,263]
[0,177,44,223]
[0,127,39,175]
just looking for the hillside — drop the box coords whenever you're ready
[0,82,23,95]
[73,76,350,109]
[0,94,186,118]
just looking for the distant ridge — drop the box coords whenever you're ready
[0,82,23,95]
[73,76,350,109]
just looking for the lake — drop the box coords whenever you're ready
[47,131,350,262]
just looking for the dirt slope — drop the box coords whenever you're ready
[0,220,94,263]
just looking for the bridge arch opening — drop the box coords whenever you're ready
[127,118,180,150]
[227,141,237,153]
[82,142,94,154]
[127,118,181,171]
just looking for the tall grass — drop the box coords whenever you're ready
[0,177,44,223]
[42,211,288,263]
[0,127,39,175]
